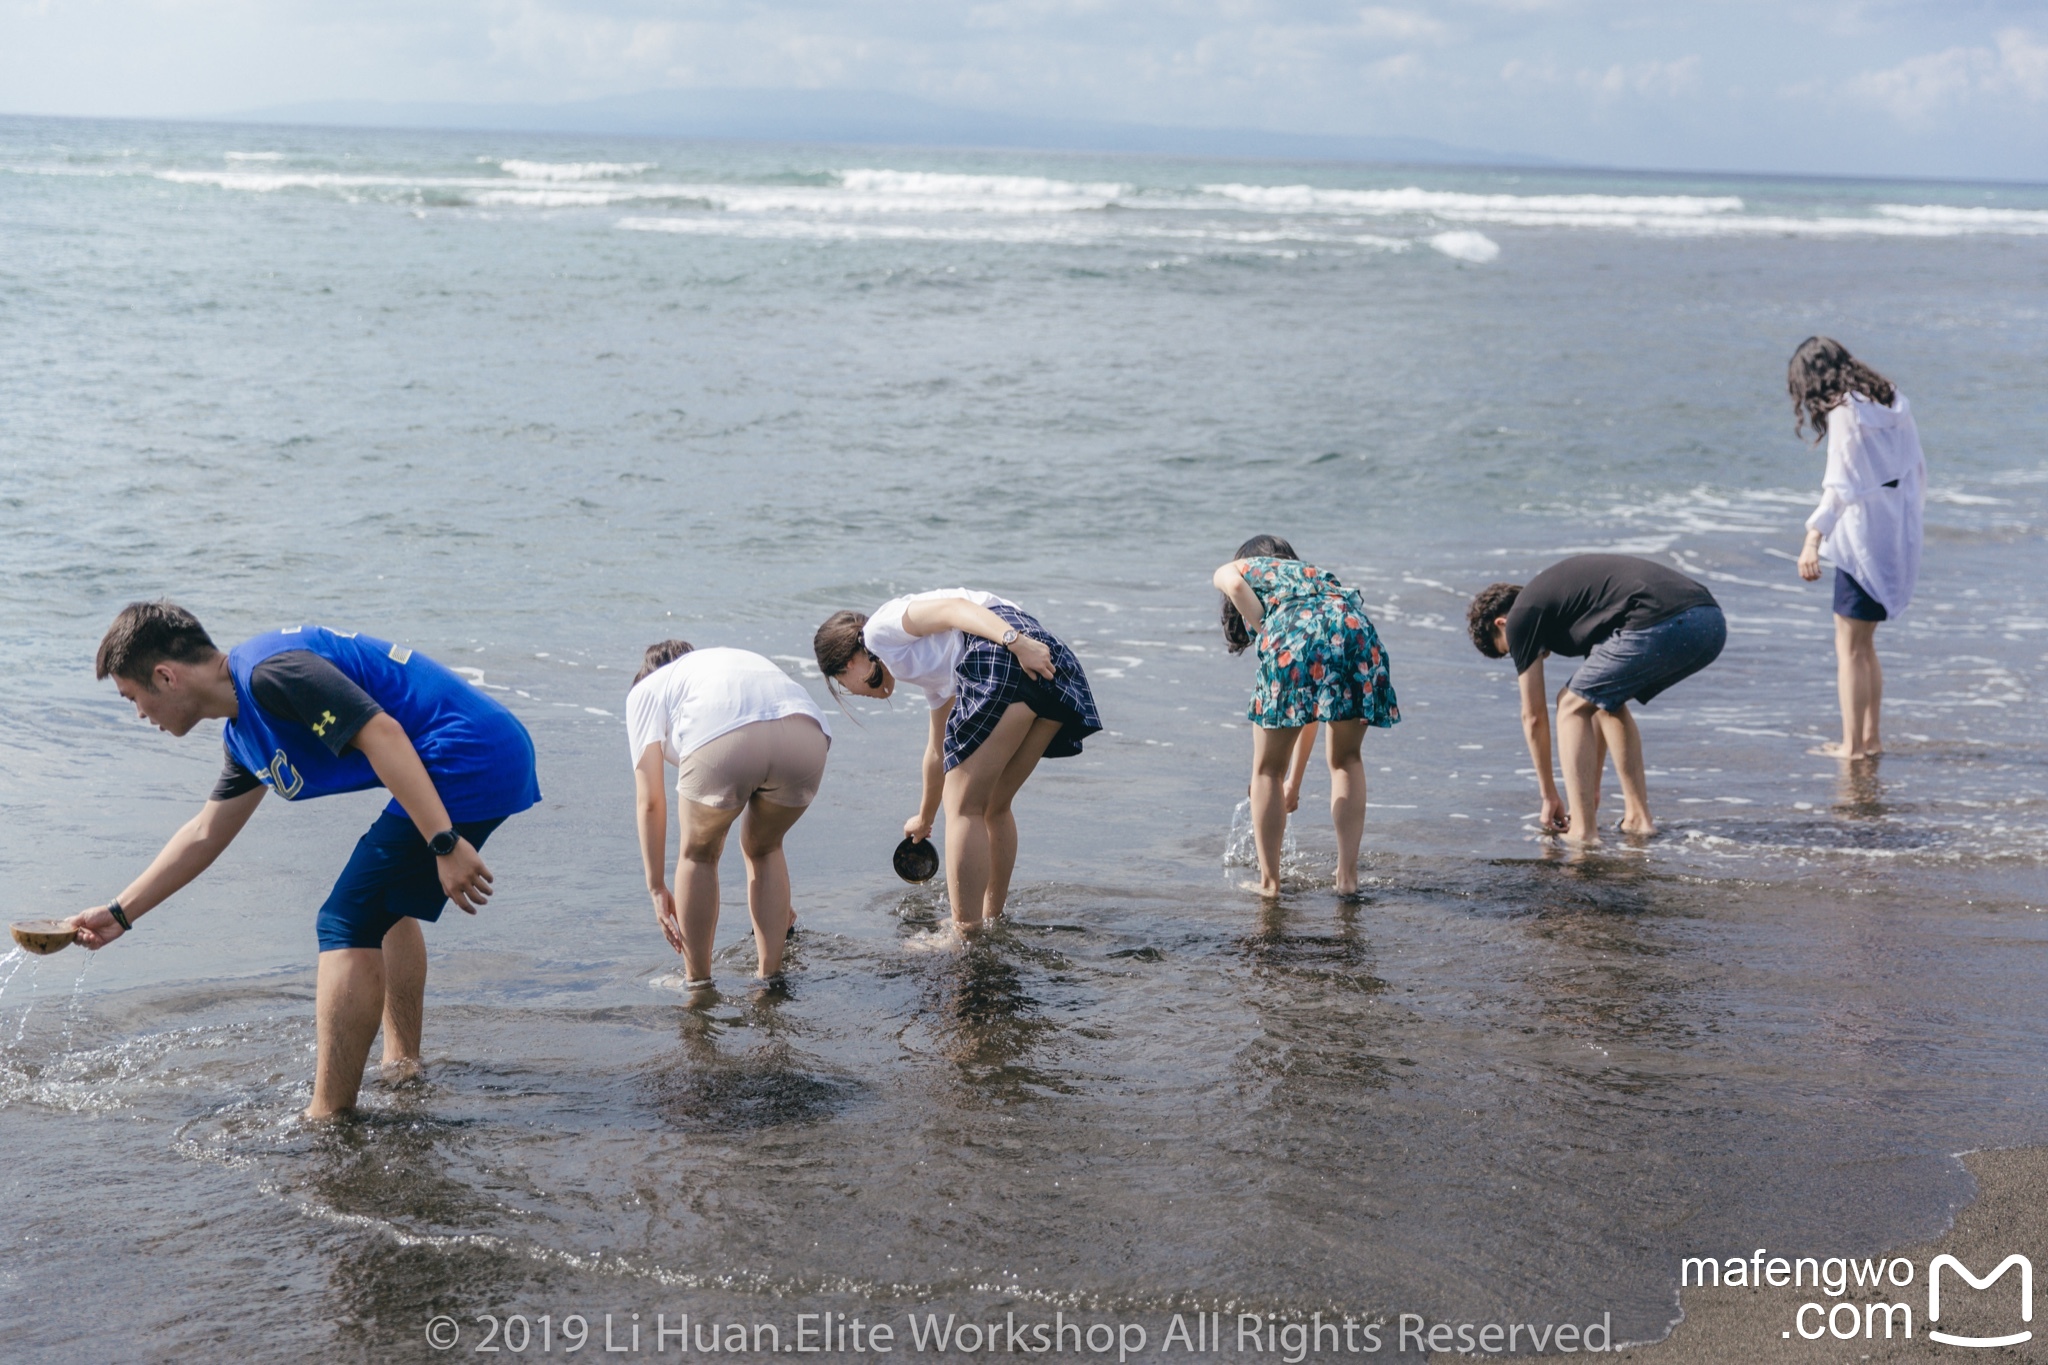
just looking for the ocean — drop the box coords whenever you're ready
[1,113,2044,1360]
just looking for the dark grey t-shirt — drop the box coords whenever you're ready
[1505,554,1717,675]
[210,652,384,800]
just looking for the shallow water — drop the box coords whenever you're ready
[2,115,2045,1360]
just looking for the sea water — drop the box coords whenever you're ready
[1,114,2045,1358]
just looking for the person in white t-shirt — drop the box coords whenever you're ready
[1787,337,1927,760]
[811,590,1100,929]
[626,640,831,987]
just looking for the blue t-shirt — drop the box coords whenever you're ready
[221,626,540,823]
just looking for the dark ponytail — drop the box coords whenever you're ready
[1788,336,1896,442]
[1220,535,1299,655]
[812,611,871,699]
[632,638,693,687]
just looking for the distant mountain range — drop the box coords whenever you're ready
[223,88,1554,168]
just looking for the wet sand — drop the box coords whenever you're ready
[1603,1146,2047,1362]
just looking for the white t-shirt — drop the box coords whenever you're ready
[862,588,1018,709]
[625,647,831,774]
[1804,393,1926,617]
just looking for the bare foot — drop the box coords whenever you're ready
[1562,828,1603,849]
[1619,815,1657,838]
[1809,741,1880,759]
[380,1056,423,1084]
[1258,878,1284,899]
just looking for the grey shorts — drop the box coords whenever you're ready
[1567,604,1726,713]
[675,714,830,810]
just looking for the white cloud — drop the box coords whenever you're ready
[1580,54,1699,99]
[1499,52,1700,101]
[1845,26,2048,124]
[1353,6,1450,44]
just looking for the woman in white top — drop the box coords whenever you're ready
[811,590,1100,928]
[1788,336,1926,760]
[627,640,831,986]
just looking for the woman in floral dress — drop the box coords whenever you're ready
[1212,535,1400,897]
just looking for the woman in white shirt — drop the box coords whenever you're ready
[1788,336,1926,760]
[811,590,1100,929]
[627,640,831,986]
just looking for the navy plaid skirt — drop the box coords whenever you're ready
[943,604,1102,771]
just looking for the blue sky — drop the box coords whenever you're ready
[5,1,2047,178]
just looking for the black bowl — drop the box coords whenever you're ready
[893,837,940,883]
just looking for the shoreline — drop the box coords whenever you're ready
[1600,1146,2043,1361]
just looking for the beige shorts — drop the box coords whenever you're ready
[675,714,830,810]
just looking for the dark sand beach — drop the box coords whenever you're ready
[1606,1147,2046,1362]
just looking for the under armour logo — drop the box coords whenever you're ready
[310,710,337,737]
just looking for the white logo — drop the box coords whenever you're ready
[265,750,305,799]
[1928,1253,2031,1348]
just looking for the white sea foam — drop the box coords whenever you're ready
[1204,184,1746,217]
[1876,203,2048,230]
[136,158,2048,244]
[1429,230,1500,263]
[840,168,1127,203]
[497,159,654,181]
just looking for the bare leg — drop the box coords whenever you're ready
[378,915,426,1078]
[1821,616,1884,758]
[981,716,1063,920]
[738,796,808,978]
[310,947,386,1118]
[1594,704,1654,835]
[1324,720,1367,894]
[1250,725,1303,897]
[941,703,1041,927]
[1556,687,1604,847]
[677,800,743,981]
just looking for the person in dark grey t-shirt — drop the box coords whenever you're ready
[1466,555,1726,846]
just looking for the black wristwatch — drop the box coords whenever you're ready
[428,829,460,857]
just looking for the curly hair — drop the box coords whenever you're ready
[1466,583,1522,658]
[1787,336,1896,442]
[1220,534,1299,655]
[631,638,694,687]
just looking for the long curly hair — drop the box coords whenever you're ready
[1788,336,1896,442]
[1220,534,1299,655]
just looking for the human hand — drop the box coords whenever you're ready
[650,886,683,953]
[1282,782,1302,815]
[1008,635,1055,680]
[1540,793,1570,833]
[904,813,934,843]
[436,839,494,913]
[1797,549,1821,581]
[70,906,125,950]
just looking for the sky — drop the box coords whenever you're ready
[4,1,2048,179]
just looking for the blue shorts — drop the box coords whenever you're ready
[1567,603,1727,714]
[1833,568,1888,622]
[316,810,509,952]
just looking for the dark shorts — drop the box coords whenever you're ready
[1567,603,1727,714]
[316,810,508,952]
[1833,568,1888,622]
[943,605,1102,772]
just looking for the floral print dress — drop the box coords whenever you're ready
[1238,557,1401,729]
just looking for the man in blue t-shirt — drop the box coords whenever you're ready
[65,601,541,1119]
